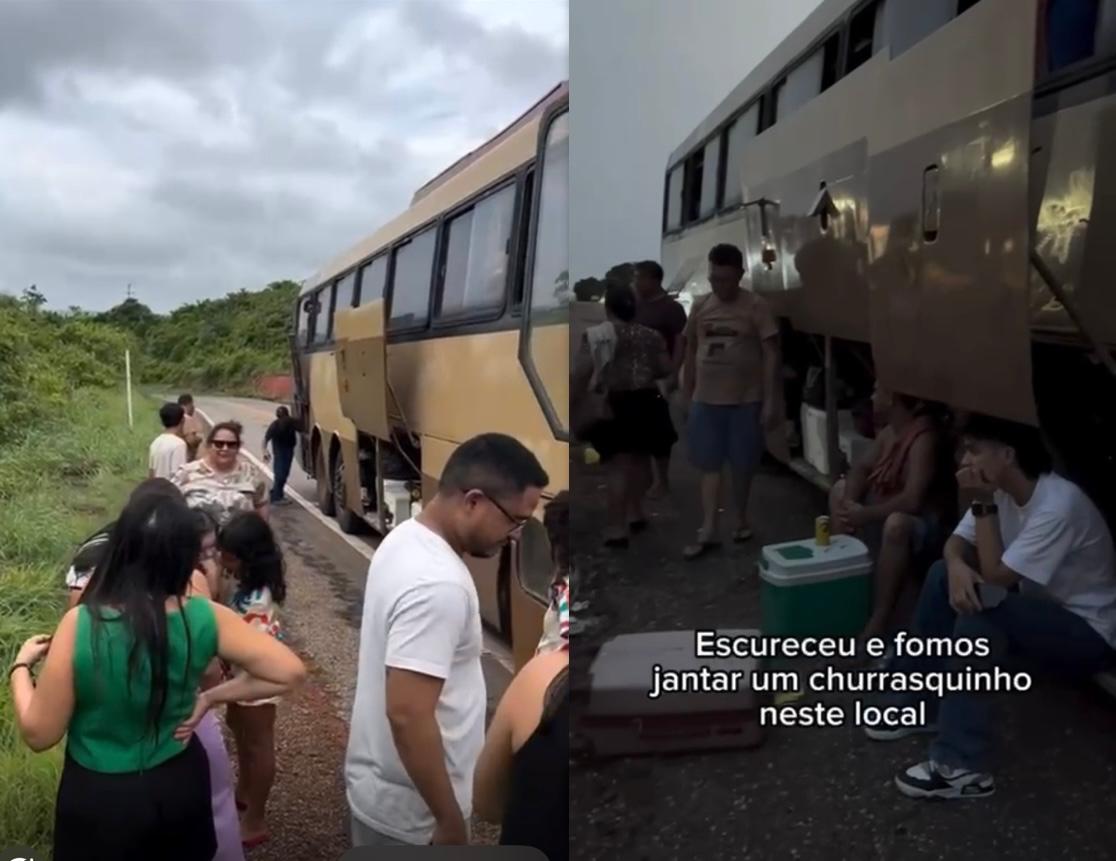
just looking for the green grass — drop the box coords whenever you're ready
[0,388,160,853]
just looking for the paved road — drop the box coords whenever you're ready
[185,394,514,675]
[570,453,1116,861]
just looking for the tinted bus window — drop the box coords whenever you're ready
[700,137,720,217]
[775,46,825,121]
[318,283,337,343]
[888,0,954,57]
[666,164,683,230]
[358,254,387,305]
[722,102,759,207]
[438,183,516,317]
[389,228,437,330]
[297,296,311,346]
[848,0,887,73]
[335,270,357,315]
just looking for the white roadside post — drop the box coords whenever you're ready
[125,349,134,428]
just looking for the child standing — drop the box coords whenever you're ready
[218,512,288,849]
[537,492,570,655]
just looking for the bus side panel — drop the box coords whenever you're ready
[1031,90,1116,346]
[756,139,871,344]
[867,0,1038,424]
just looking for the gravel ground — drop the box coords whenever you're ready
[217,501,500,858]
[570,453,1116,861]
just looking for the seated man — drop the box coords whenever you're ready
[830,386,943,638]
[865,414,1116,799]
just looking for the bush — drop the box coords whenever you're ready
[0,388,157,854]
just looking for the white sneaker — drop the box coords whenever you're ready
[895,760,994,800]
[863,719,937,742]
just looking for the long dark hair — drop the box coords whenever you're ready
[218,512,287,604]
[80,489,199,742]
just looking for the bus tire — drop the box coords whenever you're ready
[332,451,362,535]
[316,445,336,517]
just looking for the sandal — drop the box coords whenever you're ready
[628,519,650,534]
[603,535,630,549]
[733,528,754,543]
[683,537,720,560]
[242,832,270,850]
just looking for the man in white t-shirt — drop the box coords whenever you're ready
[345,433,549,846]
[866,414,1116,800]
[148,402,188,480]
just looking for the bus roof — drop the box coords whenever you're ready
[667,0,852,168]
[302,80,568,297]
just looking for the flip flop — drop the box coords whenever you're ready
[683,540,720,561]
[628,519,650,534]
[732,528,754,543]
[603,536,630,549]
[242,833,270,850]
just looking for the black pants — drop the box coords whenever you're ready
[54,736,216,861]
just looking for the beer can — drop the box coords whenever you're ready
[815,515,831,547]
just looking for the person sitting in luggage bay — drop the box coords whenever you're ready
[864,414,1116,800]
[829,386,946,640]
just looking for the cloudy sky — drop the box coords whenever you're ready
[0,0,567,313]
[570,0,821,282]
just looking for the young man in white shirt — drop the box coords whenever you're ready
[345,433,549,846]
[148,402,188,480]
[866,414,1116,799]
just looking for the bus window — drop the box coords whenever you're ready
[699,137,720,218]
[319,282,337,344]
[774,37,834,122]
[847,0,887,73]
[335,270,357,315]
[297,295,312,346]
[1044,0,1103,74]
[512,169,535,309]
[357,254,387,306]
[438,183,516,317]
[682,149,704,224]
[887,0,955,58]
[722,101,760,208]
[389,227,437,331]
[520,105,569,439]
[517,518,553,603]
[666,164,683,230]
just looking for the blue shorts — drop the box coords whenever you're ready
[687,401,765,473]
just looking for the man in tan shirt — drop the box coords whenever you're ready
[681,243,781,560]
[178,393,205,462]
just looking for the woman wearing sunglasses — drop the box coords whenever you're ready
[172,421,269,527]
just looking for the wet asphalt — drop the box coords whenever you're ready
[570,454,1116,861]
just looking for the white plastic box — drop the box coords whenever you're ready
[580,629,765,757]
[800,404,874,475]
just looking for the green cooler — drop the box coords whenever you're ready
[759,535,872,637]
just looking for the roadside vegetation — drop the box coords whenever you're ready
[0,294,165,853]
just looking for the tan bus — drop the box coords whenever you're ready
[661,0,1116,517]
[291,82,569,669]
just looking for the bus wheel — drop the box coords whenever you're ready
[332,453,362,535]
[316,445,336,517]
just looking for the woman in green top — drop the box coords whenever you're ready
[9,489,306,861]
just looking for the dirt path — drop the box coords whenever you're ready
[221,503,499,857]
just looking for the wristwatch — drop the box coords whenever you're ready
[971,501,998,518]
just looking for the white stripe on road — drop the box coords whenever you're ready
[196,406,375,560]
[195,405,515,674]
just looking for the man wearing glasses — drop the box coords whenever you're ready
[345,433,549,848]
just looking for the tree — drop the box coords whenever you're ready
[21,285,46,311]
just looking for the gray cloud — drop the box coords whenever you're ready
[0,0,567,312]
